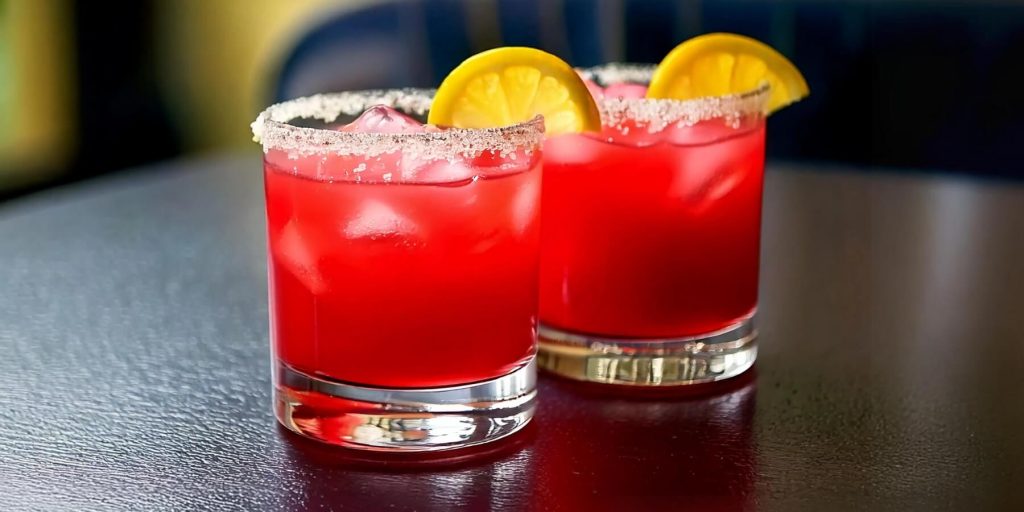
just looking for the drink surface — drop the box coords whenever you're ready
[264,107,540,388]
[540,116,765,338]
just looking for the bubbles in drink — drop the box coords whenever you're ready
[341,105,425,134]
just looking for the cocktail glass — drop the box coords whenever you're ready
[252,90,542,450]
[538,65,768,386]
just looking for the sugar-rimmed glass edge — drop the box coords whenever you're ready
[578,63,770,132]
[251,88,545,160]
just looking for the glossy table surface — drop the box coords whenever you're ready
[1,154,1022,511]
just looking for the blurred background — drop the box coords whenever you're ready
[2,0,1023,200]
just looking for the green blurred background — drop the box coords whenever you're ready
[0,0,367,197]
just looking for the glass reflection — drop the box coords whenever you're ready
[532,374,758,511]
[278,425,534,511]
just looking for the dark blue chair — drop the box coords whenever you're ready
[273,0,700,101]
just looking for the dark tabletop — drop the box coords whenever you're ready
[1,154,1022,511]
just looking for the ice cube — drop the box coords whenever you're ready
[668,144,745,211]
[603,83,648,99]
[664,119,735,146]
[404,159,476,184]
[510,171,541,235]
[340,105,424,134]
[343,200,419,240]
[697,168,744,204]
[275,220,327,294]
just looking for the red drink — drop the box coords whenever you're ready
[541,119,765,338]
[264,153,540,387]
[253,93,542,450]
[536,66,767,386]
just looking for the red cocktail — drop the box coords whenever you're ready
[253,91,542,450]
[538,65,767,386]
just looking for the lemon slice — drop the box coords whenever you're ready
[648,33,809,113]
[428,47,601,134]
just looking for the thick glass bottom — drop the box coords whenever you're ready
[537,317,756,386]
[274,358,536,451]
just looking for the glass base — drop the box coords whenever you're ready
[274,358,536,452]
[537,317,756,386]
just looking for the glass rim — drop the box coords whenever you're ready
[251,88,545,159]
[577,63,770,130]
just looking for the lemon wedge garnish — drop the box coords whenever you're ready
[648,33,809,113]
[428,47,601,134]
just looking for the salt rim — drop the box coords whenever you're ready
[578,63,770,133]
[251,88,544,159]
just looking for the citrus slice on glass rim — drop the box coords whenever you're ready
[428,47,601,134]
[647,33,809,113]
